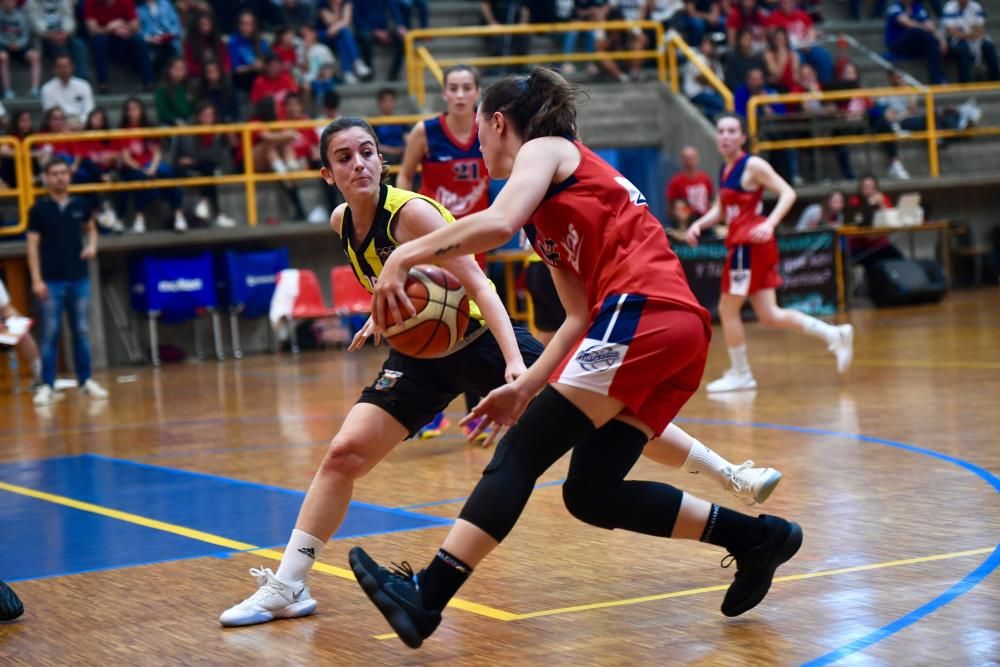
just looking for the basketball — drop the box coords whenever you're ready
[383,265,471,358]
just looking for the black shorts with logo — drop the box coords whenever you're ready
[357,324,544,437]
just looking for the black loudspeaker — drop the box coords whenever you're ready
[867,259,948,307]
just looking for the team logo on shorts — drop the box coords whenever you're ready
[574,344,621,372]
[375,369,403,391]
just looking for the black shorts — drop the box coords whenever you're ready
[524,262,566,332]
[358,325,544,437]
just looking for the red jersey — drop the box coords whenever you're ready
[249,72,298,110]
[666,170,713,216]
[767,8,814,49]
[719,153,765,246]
[525,141,707,321]
[419,114,488,218]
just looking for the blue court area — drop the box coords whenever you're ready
[0,454,451,582]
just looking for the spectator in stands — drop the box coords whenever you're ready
[183,10,230,79]
[299,24,337,101]
[154,56,193,125]
[137,0,181,76]
[684,36,726,118]
[847,174,903,267]
[373,87,408,165]
[560,0,600,76]
[73,106,123,231]
[0,109,31,187]
[764,26,801,92]
[116,96,187,233]
[666,145,714,218]
[884,0,947,84]
[797,63,855,179]
[208,0,265,34]
[272,25,300,73]
[282,92,319,167]
[672,1,725,48]
[34,106,76,170]
[317,0,370,84]
[397,0,429,30]
[314,89,341,212]
[25,0,91,81]
[174,100,236,227]
[871,69,919,179]
[725,27,765,90]
[735,67,800,184]
[84,0,154,93]
[249,96,307,221]
[604,0,650,81]
[0,0,42,98]
[943,0,999,82]
[353,0,406,81]
[727,0,768,53]
[767,0,834,82]
[480,0,531,74]
[27,157,109,406]
[197,59,240,122]
[664,197,695,243]
[40,55,94,127]
[174,0,211,29]
[229,10,269,91]
[796,190,846,230]
[251,54,299,113]
[273,0,316,29]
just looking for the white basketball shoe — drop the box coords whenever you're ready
[724,461,783,506]
[829,324,854,374]
[219,567,316,627]
[706,369,757,393]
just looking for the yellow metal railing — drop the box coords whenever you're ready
[1,115,432,236]
[747,81,1000,177]
[663,31,733,112]
[404,20,668,107]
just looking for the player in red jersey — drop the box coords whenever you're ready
[686,113,854,393]
[397,64,492,441]
[348,69,802,649]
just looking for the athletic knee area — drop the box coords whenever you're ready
[562,477,616,529]
[317,435,371,480]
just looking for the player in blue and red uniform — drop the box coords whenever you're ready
[687,113,854,393]
[350,69,803,649]
[398,64,492,441]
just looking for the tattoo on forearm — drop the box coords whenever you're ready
[433,243,460,257]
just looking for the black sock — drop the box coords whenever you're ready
[418,548,473,611]
[699,504,767,554]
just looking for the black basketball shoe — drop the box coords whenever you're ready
[720,514,803,617]
[0,579,24,621]
[348,547,441,649]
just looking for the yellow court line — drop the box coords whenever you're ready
[0,480,515,621]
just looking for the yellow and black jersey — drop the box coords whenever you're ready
[339,183,487,322]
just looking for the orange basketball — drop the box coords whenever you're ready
[384,265,471,359]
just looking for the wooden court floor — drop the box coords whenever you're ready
[1,289,998,666]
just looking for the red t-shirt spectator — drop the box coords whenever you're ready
[183,41,231,78]
[249,71,298,110]
[272,44,297,71]
[729,5,768,45]
[767,8,814,49]
[84,0,138,26]
[666,171,714,217]
[116,137,157,167]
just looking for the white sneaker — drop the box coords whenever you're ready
[829,324,854,374]
[353,59,371,78]
[194,199,212,220]
[174,211,188,233]
[215,213,237,228]
[344,71,359,85]
[706,369,757,393]
[888,160,910,180]
[33,384,55,406]
[219,567,316,627]
[132,214,146,234]
[724,461,783,506]
[81,378,109,398]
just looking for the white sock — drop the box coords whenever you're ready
[801,316,839,345]
[275,529,326,583]
[728,345,751,375]
[680,438,734,488]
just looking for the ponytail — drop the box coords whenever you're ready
[480,67,581,141]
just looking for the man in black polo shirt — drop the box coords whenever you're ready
[26,158,109,406]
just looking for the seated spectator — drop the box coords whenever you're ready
[183,9,230,79]
[372,87,408,165]
[353,0,405,81]
[317,0,369,84]
[116,97,186,233]
[174,0,210,28]
[727,0,768,53]
[84,0,154,93]
[480,0,530,75]
[73,106,122,230]
[764,27,801,92]
[666,145,714,218]
[25,0,90,81]
[0,0,41,98]
[272,25,300,73]
[768,0,834,82]
[154,57,193,125]
[797,63,854,179]
[249,97,306,221]
[871,69,921,179]
[173,100,235,227]
[197,59,240,122]
[207,0,263,34]
[604,0,649,81]
[281,93,319,168]
[672,1,725,47]
[943,0,999,82]
[846,174,903,268]
[665,197,695,243]
[228,9,269,91]
[0,108,31,187]
[273,0,315,29]
[34,106,76,172]
[251,54,299,113]
[885,0,947,84]
[299,24,337,94]
[735,67,800,184]
[796,191,846,230]
[560,0,599,76]
[397,0,429,30]
[725,27,765,90]
[40,55,94,127]
[314,89,341,212]
[137,0,181,76]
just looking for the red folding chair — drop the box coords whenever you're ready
[275,269,337,353]
[330,266,373,315]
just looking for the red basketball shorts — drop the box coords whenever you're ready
[721,240,782,296]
